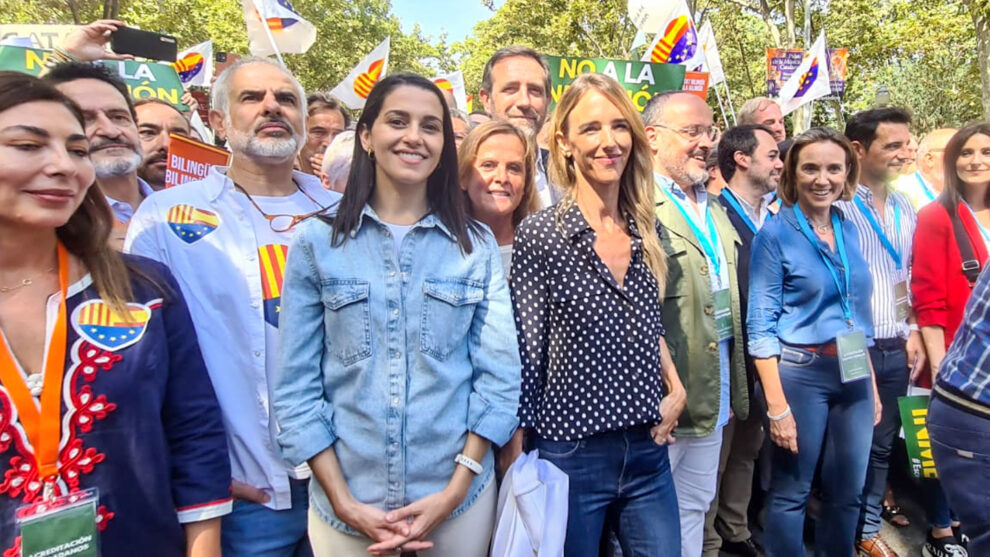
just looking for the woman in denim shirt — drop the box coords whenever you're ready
[271,73,521,556]
[503,74,687,556]
[747,128,882,556]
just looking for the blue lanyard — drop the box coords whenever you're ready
[853,195,902,270]
[721,188,759,235]
[794,205,854,325]
[663,187,722,277]
[915,172,935,202]
[964,201,990,243]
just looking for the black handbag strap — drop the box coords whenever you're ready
[952,210,982,286]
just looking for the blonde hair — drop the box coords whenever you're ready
[548,73,667,292]
[738,97,780,125]
[457,120,539,227]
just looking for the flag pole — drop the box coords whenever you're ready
[258,4,286,67]
[721,80,738,125]
[711,77,730,128]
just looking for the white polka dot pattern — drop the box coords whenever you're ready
[509,204,667,441]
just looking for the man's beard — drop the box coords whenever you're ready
[226,117,302,161]
[662,153,709,186]
[93,149,142,179]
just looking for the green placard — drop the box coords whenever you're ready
[545,54,686,112]
[0,45,187,109]
[898,394,938,479]
[20,500,98,557]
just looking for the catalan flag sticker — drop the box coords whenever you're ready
[72,300,153,352]
[259,244,289,327]
[167,204,220,244]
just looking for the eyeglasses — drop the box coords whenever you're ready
[655,124,718,141]
[233,182,333,232]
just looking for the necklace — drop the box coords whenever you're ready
[0,267,55,294]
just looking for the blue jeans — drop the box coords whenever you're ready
[221,478,313,557]
[534,426,681,557]
[764,345,873,557]
[929,395,990,554]
[858,342,909,540]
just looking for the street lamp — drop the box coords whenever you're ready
[875,84,891,107]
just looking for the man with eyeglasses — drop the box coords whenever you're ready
[126,58,339,557]
[643,91,749,557]
[298,93,349,177]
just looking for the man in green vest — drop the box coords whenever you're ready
[643,91,749,556]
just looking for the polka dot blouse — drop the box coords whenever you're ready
[510,204,667,441]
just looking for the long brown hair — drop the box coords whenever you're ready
[938,122,990,217]
[0,72,134,314]
[457,120,539,228]
[548,73,667,292]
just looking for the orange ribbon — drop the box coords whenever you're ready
[0,242,70,491]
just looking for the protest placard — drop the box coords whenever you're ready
[545,54,686,112]
[898,394,937,479]
[681,71,710,100]
[0,45,187,108]
[0,24,76,49]
[166,133,230,188]
[766,47,849,99]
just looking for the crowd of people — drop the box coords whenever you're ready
[1,17,989,557]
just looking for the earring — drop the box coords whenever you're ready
[368,147,375,160]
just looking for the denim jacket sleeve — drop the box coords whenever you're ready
[273,225,338,466]
[466,233,522,447]
[510,218,549,430]
[747,227,785,358]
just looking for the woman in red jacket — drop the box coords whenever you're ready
[911,123,990,378]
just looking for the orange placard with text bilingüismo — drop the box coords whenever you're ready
[166,133,230,188]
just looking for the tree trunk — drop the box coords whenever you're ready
[969,0,990,120]
[66,0,81,24]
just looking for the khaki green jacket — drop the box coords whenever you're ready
[655,183,749,438]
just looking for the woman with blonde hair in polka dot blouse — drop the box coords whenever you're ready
[502,73,687,556]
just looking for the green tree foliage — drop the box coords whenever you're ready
[0,0,453,95]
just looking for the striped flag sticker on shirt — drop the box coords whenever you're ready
[72,299,153,351]
[167,204,220,244]
[259,244,289,327]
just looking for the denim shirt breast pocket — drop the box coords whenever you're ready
[420,277,484,361]
[321,278,373,365]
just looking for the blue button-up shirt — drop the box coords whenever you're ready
[936,265,990,411]
[747,204,875,357]
[272,206,521,534]
[105,177,155,222]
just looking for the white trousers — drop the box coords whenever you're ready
[668,427,725,557]
[308,481,496,557]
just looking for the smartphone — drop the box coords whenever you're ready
[110,27,178,62]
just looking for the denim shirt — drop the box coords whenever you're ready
[273,206,521,535]
[747,204,875,357]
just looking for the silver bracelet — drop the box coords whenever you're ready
[454,453,483,475]
[767,405,792,421]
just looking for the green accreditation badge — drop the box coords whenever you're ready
[714,288,733,341]
[837,329,871,383]
[18,488,99,557]
[894,280,910,323]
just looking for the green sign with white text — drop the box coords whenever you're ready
[545,54,686,112]
[0,45,187,108]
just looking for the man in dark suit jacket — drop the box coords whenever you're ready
[703,124,783,557]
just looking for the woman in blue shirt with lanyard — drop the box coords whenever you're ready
[747,128,881,557]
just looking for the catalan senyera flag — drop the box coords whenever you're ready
[173,40,213,87]
[641,0,705,71]
[167,204,220,243]
[432,70,468,111]
[777,30,832,116]
[258,244,289,327]
[242,0,317,57]
[697,20,725,86]
[330,37,390,110]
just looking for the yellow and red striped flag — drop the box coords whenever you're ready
[330,37,390,110]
